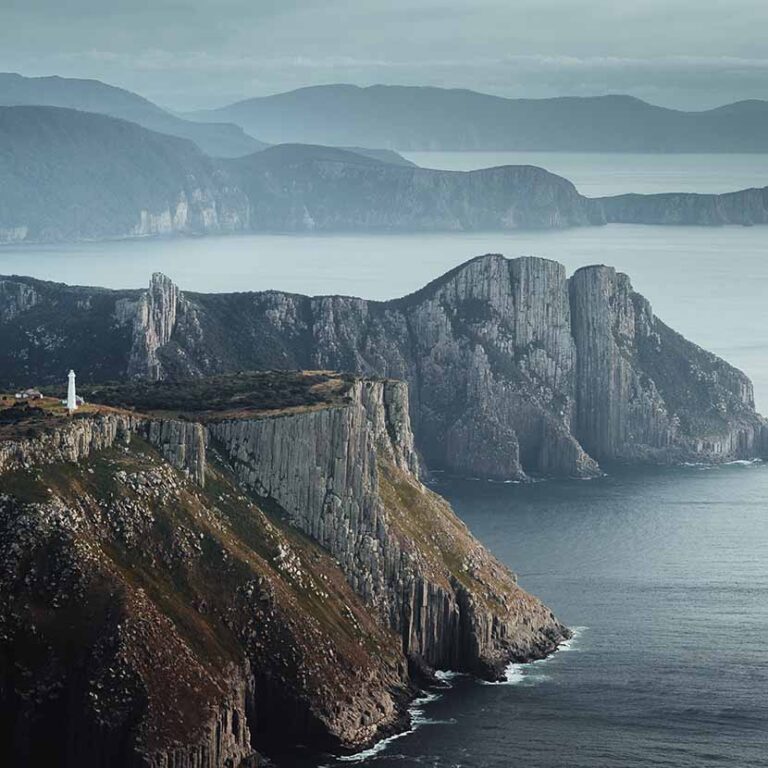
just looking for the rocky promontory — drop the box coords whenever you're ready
[0,372,568,766]
[2,257,765,480]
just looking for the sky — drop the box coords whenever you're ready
[1,0,766,111]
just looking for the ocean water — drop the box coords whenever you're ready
[308,462,768,768]
[402,151,768,197]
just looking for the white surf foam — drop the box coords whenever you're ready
[336,629,586,761]
[336,691,442,763]
[434,669,464,684]
[482,626,587,685]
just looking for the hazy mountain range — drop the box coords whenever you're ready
[0,73,411,164]
[1,74,767,244]
[0,72,266,158]
[5,74,768,157]
[1,105,767,244]
[191,84,768,153]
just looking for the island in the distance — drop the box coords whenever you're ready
[0,371,568,766]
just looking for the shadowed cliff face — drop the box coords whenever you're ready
[0,373,567,766]
[1,257,765,478]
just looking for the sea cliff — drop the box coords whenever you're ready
[2,257,765,479]
[0,372,568,766]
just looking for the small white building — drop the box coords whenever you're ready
[15,388,43,400]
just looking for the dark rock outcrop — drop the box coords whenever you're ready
[0,279,38,322]
[1,256,765,478]
[0,372,567,766]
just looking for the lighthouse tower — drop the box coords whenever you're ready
[66,369,78,413]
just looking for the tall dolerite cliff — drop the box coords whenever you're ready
[569,265,766,462]
[1,255,765,478]
[0,372,568,766]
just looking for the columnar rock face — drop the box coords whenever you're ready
[0,411,206,484]
[0,373,567,765]
[570,265,767,463]
[0,412,137,474]
[116,273,187,379]
[1,255,765,477]
[145,418,207,486]
[208,379,563,675]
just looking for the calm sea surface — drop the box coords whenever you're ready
[308,463,768,768]
[1,153,767,767]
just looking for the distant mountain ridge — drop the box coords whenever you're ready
[0,72,267,157]
[190,84,768,152]
[0,73,416,167]
[1,106,766,245]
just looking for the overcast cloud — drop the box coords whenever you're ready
[0,0,766,110]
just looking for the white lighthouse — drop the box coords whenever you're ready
[66,369,78,413]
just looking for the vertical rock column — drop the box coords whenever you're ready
[569,265,675,461]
